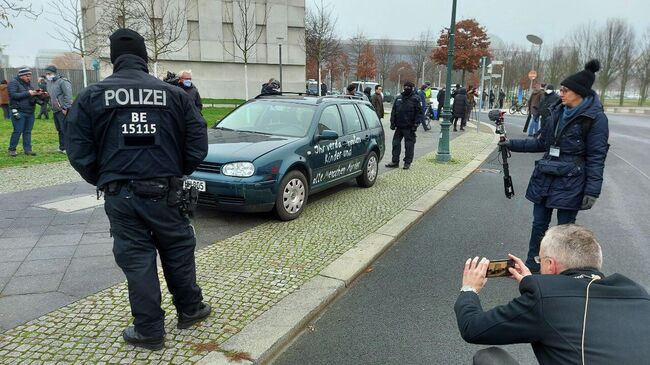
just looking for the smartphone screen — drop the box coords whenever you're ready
[486,259,515,278]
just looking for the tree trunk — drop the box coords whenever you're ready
[153,62,159,78]
[318,68,322,96]
[244,63,249,100]
[81,55,88,88]
[461,69,466,86]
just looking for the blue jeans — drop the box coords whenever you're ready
[526,202,578,272]
[9,112,35,152]
[528,115,539,135]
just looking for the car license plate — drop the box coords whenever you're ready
[183,179,206,192]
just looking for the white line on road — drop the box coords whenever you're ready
[611,150,650,181]
[37,194,104,213]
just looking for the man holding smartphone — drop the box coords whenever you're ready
[455,225,650,365]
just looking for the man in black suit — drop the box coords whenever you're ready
[455,224,650,365]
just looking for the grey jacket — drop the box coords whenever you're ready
[47,75,73,112]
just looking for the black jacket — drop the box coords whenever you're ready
[390,91,422,128]
[181,84,203,111]
[538,92,561,120]
[437,89,445,104]
[65,54,208,187]
[452,89,468,118]
[509,93,608,210]
[7,77,37,113]
[455,268,650,365]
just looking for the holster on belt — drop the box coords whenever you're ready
[128,178,169,199]
[167,177,198,217]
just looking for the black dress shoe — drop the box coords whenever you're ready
[177,302,212,329]
[122,326,164,351]
[403,163,411,170]
[385,162,399,168]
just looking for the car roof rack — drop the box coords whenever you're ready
[316,95,365,104]
[254,91,308,99]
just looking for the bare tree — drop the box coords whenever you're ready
[617,27,635,106]
[594,19,632,102]
[95,0,145,39]
[134,0,191,78]
[305,0,339,96]
[543,44,580,87]
[570,21,601,66]
[1,0,40,28]
[410,30,434,85]
[348,31,368,80]
[634,28,650,106]
[375,39,395,87]
[48,0,100,87]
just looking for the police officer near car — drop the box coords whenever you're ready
[386,81,422,170]
[65,28,211,351]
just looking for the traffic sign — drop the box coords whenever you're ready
[528,70,537,80]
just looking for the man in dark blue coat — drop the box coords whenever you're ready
[386,81,422,170]
[500,60,609,272]
[66,29,211,350]
[455,225,650,365]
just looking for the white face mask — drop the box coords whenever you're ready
[545,89,553,94]
[46,74,55,81]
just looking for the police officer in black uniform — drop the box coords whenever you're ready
[386,81,422,170]
[65,29,210,351]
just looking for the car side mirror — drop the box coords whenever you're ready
[317,130,339,141]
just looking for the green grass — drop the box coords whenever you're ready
[602,98,650,107]
[0,116,69,169]
[202,98,246,105]
[0,106,236,169]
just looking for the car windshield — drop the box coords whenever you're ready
[216,101,316,137]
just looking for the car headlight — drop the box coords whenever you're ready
[222,162,255,177]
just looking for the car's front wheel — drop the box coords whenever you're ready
[356,151,378,188]
[275,170,308,221]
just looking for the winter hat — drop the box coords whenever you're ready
[17,68,32,77]
[561,59,600,97]
[109,28,148,63]
[44,65,57,74]
[545,84,555,91]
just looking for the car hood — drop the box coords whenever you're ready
[205,129,300,162]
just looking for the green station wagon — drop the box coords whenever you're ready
[185,94,385,220]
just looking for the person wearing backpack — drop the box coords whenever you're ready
[44,65,73,153]
[498,60,609,273]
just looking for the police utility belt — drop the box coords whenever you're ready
[102,177,199,216]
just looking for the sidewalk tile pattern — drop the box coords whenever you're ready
[0,131,493,364]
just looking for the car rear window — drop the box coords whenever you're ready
[359,104,382,129]
[216,101,315,137]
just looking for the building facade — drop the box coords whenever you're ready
[82,0,306,99]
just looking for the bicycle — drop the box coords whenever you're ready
[508,99,528,115]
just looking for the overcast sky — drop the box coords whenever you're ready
[1,0,649,67]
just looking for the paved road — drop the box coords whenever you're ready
[272,112,650,365]
[0,116,452,332]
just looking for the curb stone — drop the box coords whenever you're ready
[201,121,500,364]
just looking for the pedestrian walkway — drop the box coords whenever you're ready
[0,128,494,364]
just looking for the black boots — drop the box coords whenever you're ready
[385,162,399,168]
[122,326,164,351]
[177,302,212,329]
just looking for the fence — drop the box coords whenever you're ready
[1,67,100,96]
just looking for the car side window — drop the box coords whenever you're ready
[340,104,363,134]
[318,105,343,136]
[359,104,381,129]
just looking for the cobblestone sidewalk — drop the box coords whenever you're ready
[0,129,494,364]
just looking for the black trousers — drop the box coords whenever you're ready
[523,113,532,133]
[53,111,65,150]
[391,128,416,164]
[452,116,466,129]
[105,187,203,337]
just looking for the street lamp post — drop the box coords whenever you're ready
[436,0,458,162]
[396,66,405,95]
[277,37,284,92]
[526,34,543,96]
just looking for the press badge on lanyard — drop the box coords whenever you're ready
[549,146,561,157]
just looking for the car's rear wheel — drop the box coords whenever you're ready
[275,170,308,221]
[356,151,378,188]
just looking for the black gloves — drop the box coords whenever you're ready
[581,195,598,210]
[498,140,511,148]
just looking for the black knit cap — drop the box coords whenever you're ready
[404,81,415,88]
[109,28,148,64]
[561,59,600,97]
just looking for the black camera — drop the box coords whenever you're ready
[488,109,506,135]
[163,71,180,86]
